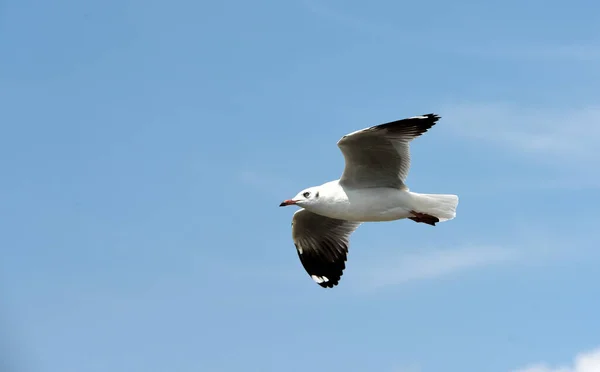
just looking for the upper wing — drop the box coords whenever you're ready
[291,209,361,288]
[337,114,440,189]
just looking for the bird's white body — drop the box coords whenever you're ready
[300,180,458,223]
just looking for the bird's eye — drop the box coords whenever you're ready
[303,191,310,198]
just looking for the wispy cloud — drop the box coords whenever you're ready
[388,363,421,372]
[512,346,600,372]
[355,246,519,291]
[452,43,600,62]
[300,0,395,37]
[441,102,600,168]
[300,1,600,62]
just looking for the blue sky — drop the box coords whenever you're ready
[2,0,600,371]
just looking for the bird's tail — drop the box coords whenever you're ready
[409,192,459,223]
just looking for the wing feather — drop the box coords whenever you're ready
[291,209,361,288]
[337,114,440,189]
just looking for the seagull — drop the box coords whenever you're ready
[279,114,459,288]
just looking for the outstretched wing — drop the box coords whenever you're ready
[291,209,361,288]
[337,114,440,189]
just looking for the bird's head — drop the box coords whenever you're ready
[279,187,321,208]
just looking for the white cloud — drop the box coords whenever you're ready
[512,346,600,372]
[356,246,519,291]
[441,103,600,168]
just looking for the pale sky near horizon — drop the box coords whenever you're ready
[2,0,600,371]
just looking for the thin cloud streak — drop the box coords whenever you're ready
[440,103,600,167]
[300,0,395,37]
[388,363,421,372]
[301,1,600,62]
[355,246,519,291]
[452,43,600,62]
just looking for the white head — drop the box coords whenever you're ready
[279,186,322,208]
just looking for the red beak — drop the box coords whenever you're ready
[279,199,296,207]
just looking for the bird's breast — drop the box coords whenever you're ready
[313,188,415,222]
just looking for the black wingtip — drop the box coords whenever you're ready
[372,113,442,137]
[317,277,341,289]
[307,272,343,289]
[412,113,441,123]
[295,240,349,289]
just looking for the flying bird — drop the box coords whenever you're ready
[279,114,459,288]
